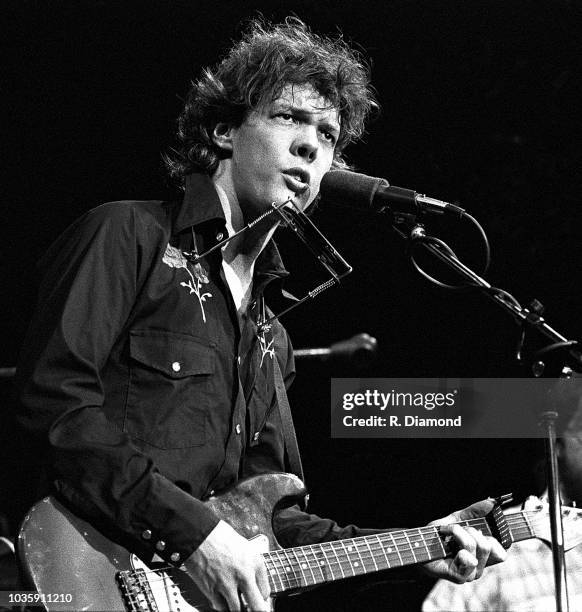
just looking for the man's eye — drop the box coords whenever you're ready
[278,113,294,121]
[322,131,337,145]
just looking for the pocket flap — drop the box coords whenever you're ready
[129,330,214,378]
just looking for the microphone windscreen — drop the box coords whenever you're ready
[319,170,388,209]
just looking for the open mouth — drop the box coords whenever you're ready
[283,171,310,194]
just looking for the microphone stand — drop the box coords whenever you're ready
[391,219,579,612]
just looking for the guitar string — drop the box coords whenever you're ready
[127,521,538,605]
[137,537,528,597]
[134,521,543,598]
[132,511,549,589]
[130,512,558,585]
[260,511,558,592]
[128,512,574,594]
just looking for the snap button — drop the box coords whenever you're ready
[141,530,152,540]
[235,424,242,435]
[156,540,166,552]
[170,552,181,563]
[216,232,224,241]
[172,362,181,372]
[253,432,260,442]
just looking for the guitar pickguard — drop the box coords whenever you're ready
[122,535,271,612]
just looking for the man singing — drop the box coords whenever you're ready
[16,18,505,611]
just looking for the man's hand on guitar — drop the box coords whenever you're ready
[423,499,507,583]
[184,520,271,611]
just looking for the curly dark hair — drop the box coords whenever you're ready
[164,17,378,183]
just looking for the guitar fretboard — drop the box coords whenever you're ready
[264,513,534,594]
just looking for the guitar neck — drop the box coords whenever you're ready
[264,511,536,595]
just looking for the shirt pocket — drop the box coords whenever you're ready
[125,329,215,449]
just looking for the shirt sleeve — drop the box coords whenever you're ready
[16,203,219,565]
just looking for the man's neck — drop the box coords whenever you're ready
[211,176,278,318]
[212,174,278,272]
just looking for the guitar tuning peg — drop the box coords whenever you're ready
[493,493,513,507]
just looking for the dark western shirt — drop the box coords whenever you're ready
[16,173,375,567]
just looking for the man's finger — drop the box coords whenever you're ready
[240,577,271,612]
[487,537,508,566]
[447,523,477,558]
[466,526,491,579]
[454,498,495,522]
[207,593,228,612]
[452,548,478,582]
[256,562,272,600]
[221,583,242,612]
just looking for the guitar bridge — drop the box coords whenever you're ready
[116,568,159,612]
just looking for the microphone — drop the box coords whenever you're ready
[293,333,378,368]
[319,170,465,217]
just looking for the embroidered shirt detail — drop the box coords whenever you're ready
[162,244,212,323]
[258,329,275,368]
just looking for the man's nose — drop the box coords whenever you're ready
[294,126,319,162]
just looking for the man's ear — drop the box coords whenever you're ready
[212,122,234,153]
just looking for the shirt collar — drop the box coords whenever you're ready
[174,172,226,232]
[174,173,289,281]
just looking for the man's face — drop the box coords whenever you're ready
[221,83,340,218]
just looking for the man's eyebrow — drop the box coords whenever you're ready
[273,102,340,133]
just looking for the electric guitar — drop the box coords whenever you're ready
[17,472,582,611]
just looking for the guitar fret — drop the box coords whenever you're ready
[279,551,297,590]
[376,532,398,566]
[403,530,417,564]
[264,553,285,593]
[318,542,338,581]
[363,538,379,572]
[375,534,391,569]
[352,539,367,574]
[407,529,429,563]
[434,526,448,557]
[290,548,308,587]
[268,549,295,592]
[338,539,359,575]
[312,544,329,583]
[281,548,302,589]
[390,532,404,566]
[394,531,416,565]
[299,545,319,585]
[417,528,432,562]
[328,541,346,579]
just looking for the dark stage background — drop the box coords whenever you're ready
[2,1,582,609]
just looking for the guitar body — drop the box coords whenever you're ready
[17,472,306,611]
